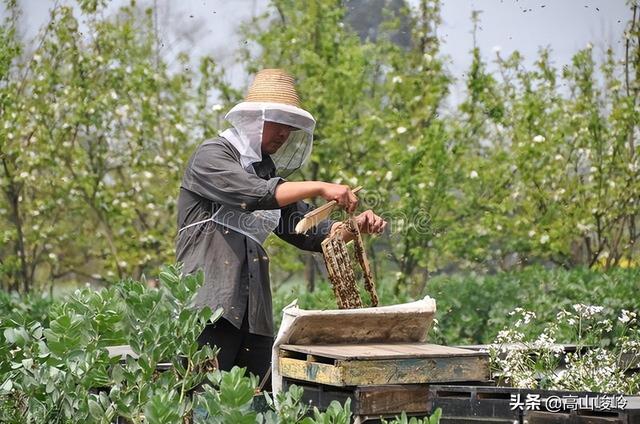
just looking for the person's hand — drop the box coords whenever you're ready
[319,183,358,213]
[355,210,387,235]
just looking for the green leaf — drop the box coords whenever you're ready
[88,398,103,420]
[0,379,13,395]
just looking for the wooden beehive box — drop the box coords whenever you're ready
[279,343,489,386]
[273,298,490,390]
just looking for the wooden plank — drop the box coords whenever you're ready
[280,343,487,361]
[279,357,345,386]
[355,385,430,415]
[295,186,362,234]
[526,409,639,423]
[458,343,582,352]
[439,419,519,423]
[279,355,490,386]
[341,356,490,386]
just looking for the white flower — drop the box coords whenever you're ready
[523,311,536,324]
[533,134,545,143]
[19,172,29,179]
[469,170,479,179]
[115,105,129,117]
[175,123,186,133]
[396,126,407,134]
[554,154,563,161]
[573,304,604,318]
[577,222,591,233]
[48,253,57,260]
[211,104,223,112]
[418,182,426,189]
[528,230,536,237]
[423,53,432,62]
[118,260,127,268]
[540,234,550,244]
[496,330,511,340]
[392,76,403,84]
[492,45,502,53]
[384,170,393,181]
[619,309,637,324]
[586,42,593,50]
[407,145,417,153]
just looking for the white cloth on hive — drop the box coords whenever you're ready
[271,296,437,397]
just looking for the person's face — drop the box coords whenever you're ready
[261,121,297,154]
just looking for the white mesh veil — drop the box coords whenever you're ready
[222,102,316,177]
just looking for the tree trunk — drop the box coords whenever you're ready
[305,254,316,292]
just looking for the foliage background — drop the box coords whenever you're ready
[0,0,639,337]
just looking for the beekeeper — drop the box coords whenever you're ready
[175,69,386,388]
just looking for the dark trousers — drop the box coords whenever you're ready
[197,309,273,391]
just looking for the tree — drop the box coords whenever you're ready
[240,0,453,295]
[0,0,229,292]
[447,5,640,270]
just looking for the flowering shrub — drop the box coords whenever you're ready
[490,305,640,394]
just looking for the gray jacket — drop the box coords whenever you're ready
[175,136,332,336]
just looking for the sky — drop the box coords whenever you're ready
[438,0,631,101]
[5,0,634,102]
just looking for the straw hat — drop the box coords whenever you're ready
[245,69,301,108]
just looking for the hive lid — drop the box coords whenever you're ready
[279,297,436,345]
